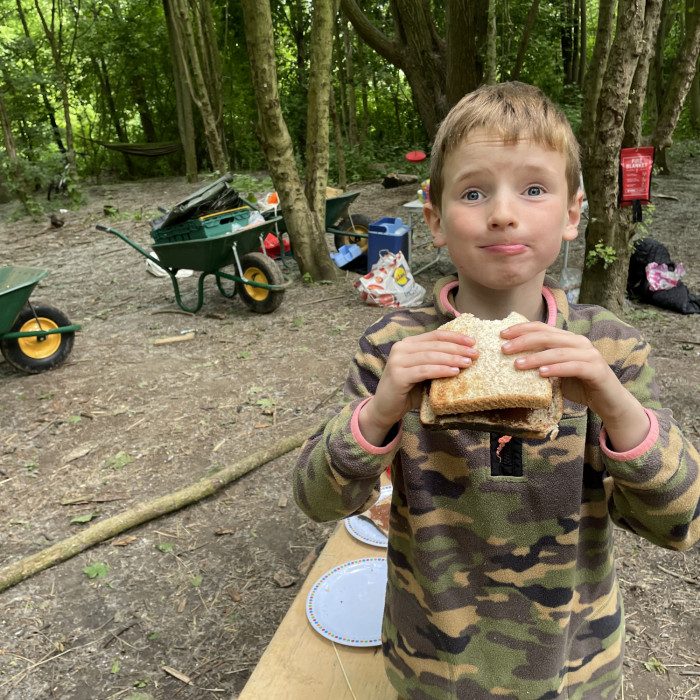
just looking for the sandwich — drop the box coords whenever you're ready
[419,312,562,439]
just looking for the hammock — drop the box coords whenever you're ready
[83,136,182,157]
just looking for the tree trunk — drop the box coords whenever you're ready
[92,56,135,177]
[0,89,17,160]
[484,0,498,85]
[648,0,700,153]
[199,0,227,161]
[168,0,228,175]
[131,73,158,143]
[342,14,359,147]
[16,0,65,153]
[578,0,587,88]
[241,0,338,282]
[445,0,487,104]
[331,93,347,189]
[571,0,581,81]
[305,0,334,222]
[561,0,575,83]
[579,0,616,161]
[690,68,700,131]
[623,0,665,148]
[646,0,672,126]
[163,0,198,182]
[32,0,78,168]
[341,0,455,138]
[579,0,664,314]
[511,0,541,80]
[357,38,371,144]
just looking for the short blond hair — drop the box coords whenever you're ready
[429,82,581,210]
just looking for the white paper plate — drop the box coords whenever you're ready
[344,485,392,547]
[306,557,387,647]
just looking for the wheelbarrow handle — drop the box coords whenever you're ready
[95,224,165,270]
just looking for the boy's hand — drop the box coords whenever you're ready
[359,330,477,447]
[500,322,650,451]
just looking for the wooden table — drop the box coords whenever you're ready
[238,518,394,699]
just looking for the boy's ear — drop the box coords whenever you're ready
[563,190,584,242]
[423,202,447,248]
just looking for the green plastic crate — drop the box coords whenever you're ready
[151,206,255,244]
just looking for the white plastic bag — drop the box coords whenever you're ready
[354,250,426,308]
[146,251,193,279]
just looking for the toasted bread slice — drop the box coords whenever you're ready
[420,379,562,440]
[429,312,552,415]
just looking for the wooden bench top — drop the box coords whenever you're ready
[238,515,394,699]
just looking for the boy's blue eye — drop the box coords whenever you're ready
[526,186,543,196]
[465,190,481,201]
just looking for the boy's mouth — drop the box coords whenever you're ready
[481,243,528,255]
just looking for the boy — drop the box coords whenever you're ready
[293,82,700,699]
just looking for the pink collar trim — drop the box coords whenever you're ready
[440,282,558,326]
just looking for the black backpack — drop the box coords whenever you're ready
[627,237,700,314]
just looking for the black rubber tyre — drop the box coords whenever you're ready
[333,213,372,254]
[0,304,75,374]
[236,252,285,314]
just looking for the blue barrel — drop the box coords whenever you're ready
[367,218,409,271]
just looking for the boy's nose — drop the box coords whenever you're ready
[487,194,518,229]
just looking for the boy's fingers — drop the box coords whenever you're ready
[394,351,474,371]
[392,339,478,360]
[501,329,590,354]
[424,330,476,346]
[513,346,596,369]
[410,364,466,381]
[499,321,545,337]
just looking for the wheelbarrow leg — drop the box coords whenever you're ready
[215,271,237,299]
[168,272,206,314]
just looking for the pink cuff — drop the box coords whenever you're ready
[351,397,402,454]
[599,408,658,461]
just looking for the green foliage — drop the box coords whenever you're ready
[0,156,45,219]
[104,451,134,470]
[586,242,617,270]
[83,561,110,579]
[1,0,698,211]
[71,512,97,524]
[644,657,667,674]
[231,173,273,199]
[636,202,656,236]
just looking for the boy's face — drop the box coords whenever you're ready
[424,129,582,294]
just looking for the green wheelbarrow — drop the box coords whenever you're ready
[0,266,80,374]
[97,211,288,314]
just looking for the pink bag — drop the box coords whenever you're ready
[645,261,685,292]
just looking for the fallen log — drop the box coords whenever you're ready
[382,173,418,189]
[0,426,316,594]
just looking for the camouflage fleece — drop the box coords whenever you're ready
[293,275,700,700]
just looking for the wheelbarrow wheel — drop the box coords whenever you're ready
[236,253,285,314]
[1,304,75,374]
[334,214,372,255]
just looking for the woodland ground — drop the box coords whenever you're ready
[0,159,699,700]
